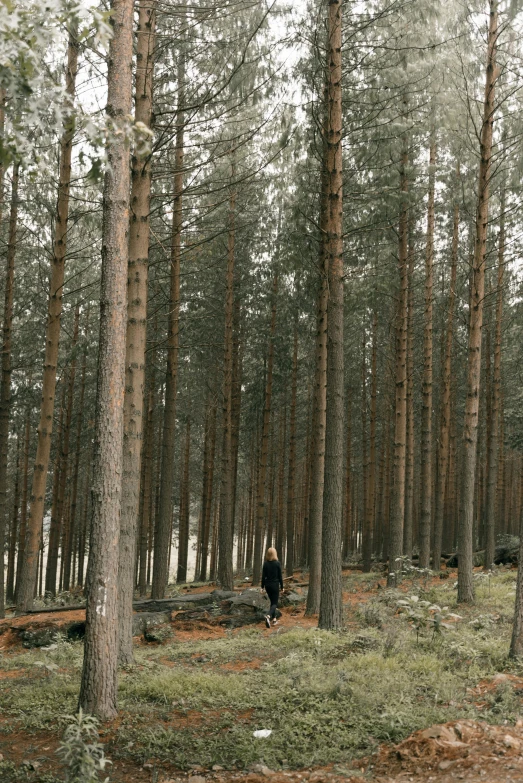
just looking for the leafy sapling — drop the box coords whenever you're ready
[57,710,111,783]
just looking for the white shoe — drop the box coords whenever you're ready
[265,615,271,629]
[272,619,278,626]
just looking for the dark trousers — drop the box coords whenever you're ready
[265,582,280,620]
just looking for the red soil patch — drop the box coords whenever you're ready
[372,719,523,781]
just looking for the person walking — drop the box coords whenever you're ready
[261,547,283,628]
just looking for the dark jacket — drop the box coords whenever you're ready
[261,559,283,590]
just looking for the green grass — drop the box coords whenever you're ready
[1,567,522,774]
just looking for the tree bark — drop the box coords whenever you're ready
[59,305,80,591]
[6,436,21,603]
[16,27,79,612]
[363,312,378,572]
[177,418,190,583]
[152,33,185,599]
[199,394,216,581]
[0,162,19,617]
[15,404,31,600]
[78,0,134,720]
[484,186,504,571]
[319,0,344,630]
[458,0,497,604]
[119,0,156,661]
[252,274,278,584]
[45,380,66,595]
[217,156,237,591]
[433,173,459,570]
[419,132,436,569]
[404,230,415,561]
[388,120,409,586]
[138,374,155,595]
[510,460,523,657]
[69,324,88,586]
[285,320,298,577]
[305,268,327,614]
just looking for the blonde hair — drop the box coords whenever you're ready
[265,547,278,561]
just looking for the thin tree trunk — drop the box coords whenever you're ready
[6,436,21,603]
[404,231,415,560]
[0,88,5,224]
[16,27,79,612]
[458,0,497,604]
[177,418,190,583]
[419,132,436,569]
[433,174,459,570]
[0,163,19,617]
[252,273,278,585]
[45,376,66,595]
[199,395,216,582]
[69,326,88,586]
[484,186,504,570]
[343,395,352,559]
[139,375,155,595]
[319,0,344,630]
[77,448,92,588]
[60,305,80,591]
[285,320,298,576]
[388,117,409,586]
[510,460,523,657]
[78,0,134,720]
[363,312,378,571]
[217,157,236,591]
[119,0,156,660]
[151,32,185,599]
[15,404,31,599]
[275,405,286,560]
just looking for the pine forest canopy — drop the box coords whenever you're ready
[2,0,523,715]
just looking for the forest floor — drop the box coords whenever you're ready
[2,567,523,782]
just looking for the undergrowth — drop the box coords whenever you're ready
[0,568,521,774]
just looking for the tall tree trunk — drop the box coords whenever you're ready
[510,461,523,657]
[16,27,79,612]
[433,175,459,570]
[285,320,298,577]
[15,404,31,599]
[342,394,352,558]
[306,120,329,615]
[119,0,156,660]
[361,332,368,562]
[199,394,216,582]
[45,381,66,595]
[363,312,378,572]
[0,88,5,224]
[60,305,80,591]
[0,162,19,618]
[217,157,237,591]
[151,35,185,599]
[6,436,21,603]
[419,131,436,569]
[275,405,286,560]
[319,0,344,630]
[388,117,409,586]
[78,0,134,720]
[458,0,497,604]
[252,274,278,584]
[231,300,243,539]
[138,375,155,595]
[484,186,504,570]
[69,327,88,586]
[177,418,191,583]
[404,230,415,560]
